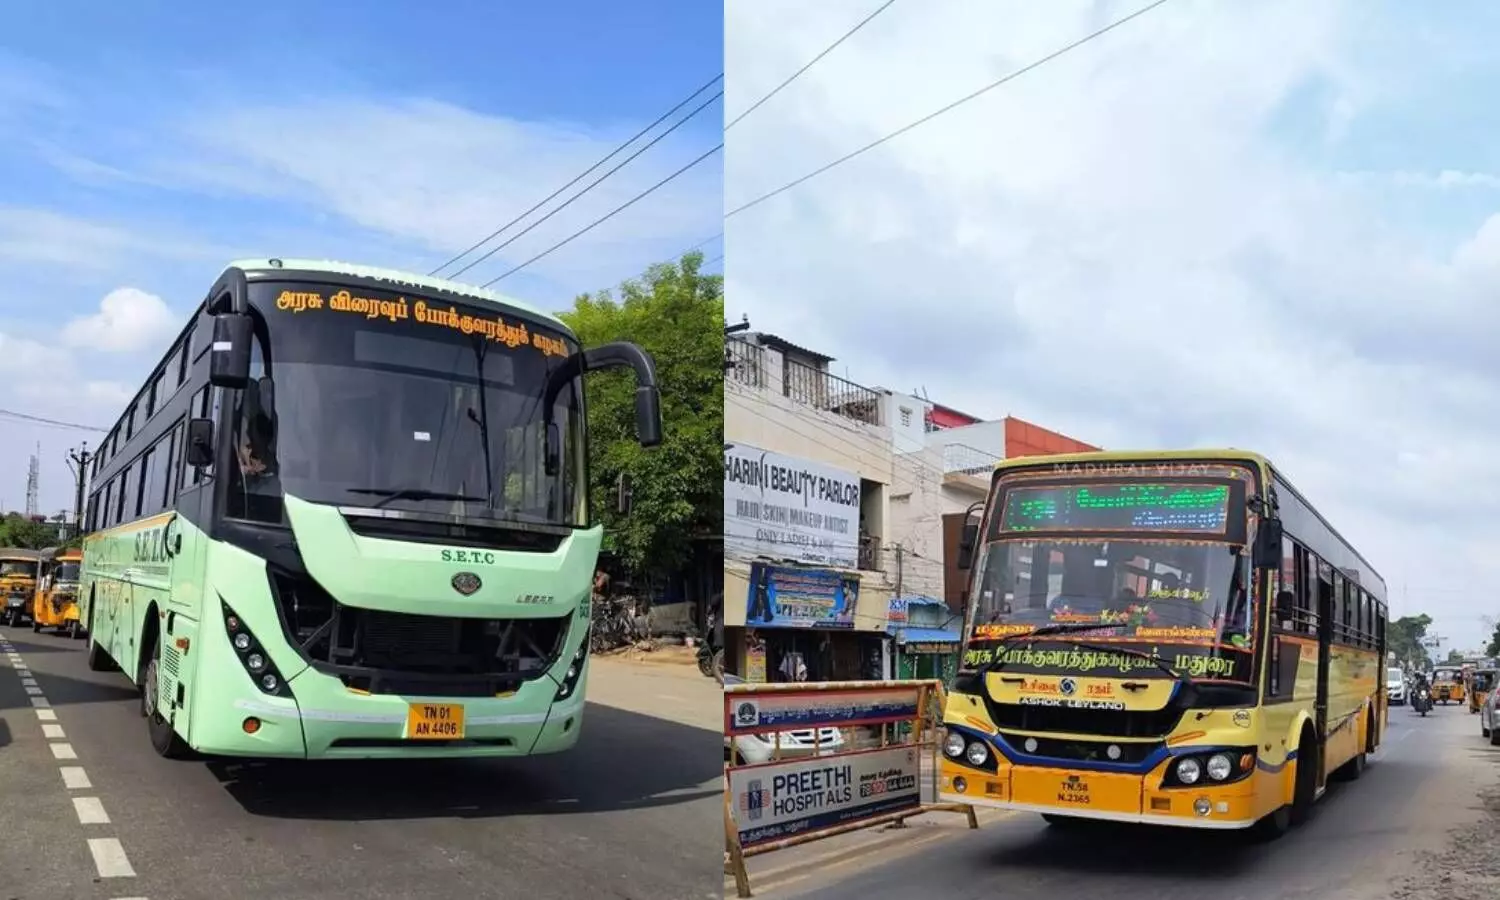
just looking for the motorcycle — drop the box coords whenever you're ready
[1413,687,1432,716]
[697,609,724,685]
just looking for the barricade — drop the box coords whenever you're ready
[722,679,978,897]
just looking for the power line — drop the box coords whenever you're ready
[0,408,106,433]
[481,143,724,287]
[724,0,1173,220]
[429,73,724,278]
[446,87,722,281]
[725,0,898,131]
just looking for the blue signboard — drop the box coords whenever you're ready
[744,563,858,629]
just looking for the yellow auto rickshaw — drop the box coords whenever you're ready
[1470,668,1497,714]
[30,546,85,639]
[1,548,40,628]
[1434,667,1465,705]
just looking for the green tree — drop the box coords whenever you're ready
[1387,614,1434,669]
[0,514,60,549]
[1445,648,1466,664]
[1487,624,1500,658]
[558,252,722,576]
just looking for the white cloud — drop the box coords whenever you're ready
[61,287,177,353]
[726,0,1500,647]
[135,97,724,291]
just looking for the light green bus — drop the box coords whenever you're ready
[79,259,661,759]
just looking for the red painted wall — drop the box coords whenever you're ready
[1003,416,1100,459]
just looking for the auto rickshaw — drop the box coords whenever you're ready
[0,548,40,628]
[30,546,85,638]
[1470,668,1497,714]
[1433,666,1465,705]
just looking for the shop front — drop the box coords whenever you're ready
[731,561,886,683]
[886,595,962,685]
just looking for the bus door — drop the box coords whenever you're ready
[1314,562,1334,790]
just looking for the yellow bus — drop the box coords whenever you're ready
[938,449,1386,839]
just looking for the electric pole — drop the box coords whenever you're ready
[67,443,92,536]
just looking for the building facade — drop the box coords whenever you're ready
[724,333,894,683]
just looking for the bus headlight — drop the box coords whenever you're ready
[965,741,990,767]
[1206,753,1233,781]
[220,598,287,697]
[1175,757,1202,784]
[554,628,589,702]
[944,731,967,758]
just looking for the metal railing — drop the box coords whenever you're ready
[725,339,765,388]
[943,443,1001,476]
[783,357,881,426]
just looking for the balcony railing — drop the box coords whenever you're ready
[943,443,1001,476]
[725,339,765,388]
[784,357,881,426]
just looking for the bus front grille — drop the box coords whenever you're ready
[984,700,1185,738]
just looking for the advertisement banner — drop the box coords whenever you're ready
[724,684,924,736]
[725,443,862,568]
[729,745,922,849]
[743,563,858,629]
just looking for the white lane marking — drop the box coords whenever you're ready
[21,677,37,686]
[24,686,42,695]
[42,723,66,739]
[73,796,111,825]
[50,742,78,760]
[17,668,31,676]
[61,767,92,789]
[87,838,137,878]
[36,708,56,721]
[31,697,51,708]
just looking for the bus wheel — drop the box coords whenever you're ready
[1288,734,1318,827]
[31,618,40,633]
[142,638,191,760]
[68,620,81,640]
[1251,804,1292,841]
[84,606,113,672]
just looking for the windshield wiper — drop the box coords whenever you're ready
[348,487,491,509]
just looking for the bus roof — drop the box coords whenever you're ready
[228,258,571,332]
[994,447,1271,471]
[0,548,40,562]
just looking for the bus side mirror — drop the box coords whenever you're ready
[209,314,253,389]
[956,522,979,570]
[1252,518,1283,570]
[186,418,215,468]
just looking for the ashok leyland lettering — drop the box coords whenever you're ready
[78,259,662,759]
[938,450,1386,837]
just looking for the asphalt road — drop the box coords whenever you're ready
[0,629,722,900]
[760,700,1500,900]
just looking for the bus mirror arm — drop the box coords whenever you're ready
[541,342,663,461]
[1252,517,1283,570]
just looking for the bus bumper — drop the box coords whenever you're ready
[191,662,589,760]
[936,757,1263,829]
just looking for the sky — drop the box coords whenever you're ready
[724,0,1500,654]
[0,0,723,518]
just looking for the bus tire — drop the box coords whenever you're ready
[68,619,81,640]
[1251,804,1291,841]
[142,635,191,760]
[1288,729,1318,827]
[84,602,114,672]
[1490,725,1500,747]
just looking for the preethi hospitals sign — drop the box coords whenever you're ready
[724,444,862,569]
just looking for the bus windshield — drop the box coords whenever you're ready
[969,538,1249,646]
[231,281,585,527]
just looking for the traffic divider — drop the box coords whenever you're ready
[722,679,978,897]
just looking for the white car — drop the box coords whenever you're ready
[1482,685,1500,746]
[723,673,845,764]
[1387,667,1407,705]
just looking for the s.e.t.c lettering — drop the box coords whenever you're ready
[440,549,497,565]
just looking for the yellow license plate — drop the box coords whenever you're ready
[406,703,465,740]
[1055,774,1092,805]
